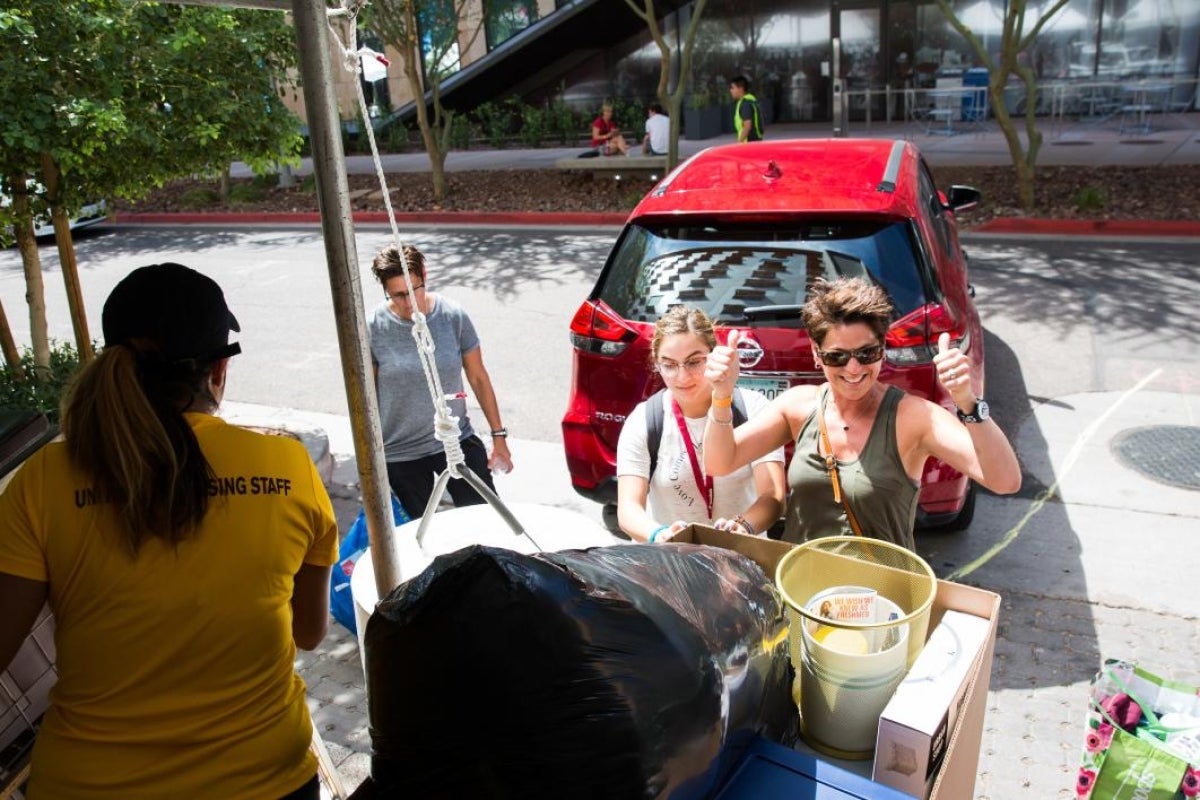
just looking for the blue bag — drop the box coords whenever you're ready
[330,495,410,634]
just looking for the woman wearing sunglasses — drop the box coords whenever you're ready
[703,277,1020,551]
[615,305,787,543]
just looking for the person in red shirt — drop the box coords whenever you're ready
[591,101,629,156]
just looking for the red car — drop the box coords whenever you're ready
[562,138,985,532]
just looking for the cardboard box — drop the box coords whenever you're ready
[670,524,1001,800]
[872,609,993,798]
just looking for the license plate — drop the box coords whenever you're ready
[738,377,790,401]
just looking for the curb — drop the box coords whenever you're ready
[967,218,1200,237]
[114,210,629,227]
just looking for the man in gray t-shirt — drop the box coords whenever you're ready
[368,244,513,517]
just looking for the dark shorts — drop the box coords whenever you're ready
[386,435,497,517]
[280,775,319,800]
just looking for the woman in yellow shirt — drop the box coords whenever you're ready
[0,264,339,799]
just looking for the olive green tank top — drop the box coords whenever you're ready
[783,386,919,551]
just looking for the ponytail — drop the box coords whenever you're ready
[61,346,215,555]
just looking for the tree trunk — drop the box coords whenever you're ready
[13,221,50,379]
[50,207,95,364]
[41,154,95,364]
[988,76,1037,211]
[219,169,230,204]
[0,298,23,380]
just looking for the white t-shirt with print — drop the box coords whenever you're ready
[616,388,785,525]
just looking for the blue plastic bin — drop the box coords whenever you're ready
[711,736,917,799]
[962,68,989,121]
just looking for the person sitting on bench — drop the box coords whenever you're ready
[642,103,669,156]
[592,101,629,156]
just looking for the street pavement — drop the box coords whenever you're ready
[114,115,1200,796]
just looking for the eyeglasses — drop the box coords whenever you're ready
[656,357,707,377]
[387,284,424,302]
[816,344,885,367]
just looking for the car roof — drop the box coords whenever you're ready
[630,138,923,220]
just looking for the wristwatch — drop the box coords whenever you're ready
[956,399,990,424]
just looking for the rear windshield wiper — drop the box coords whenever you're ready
[740,304,803,321]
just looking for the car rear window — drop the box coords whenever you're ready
[597,220,928,326]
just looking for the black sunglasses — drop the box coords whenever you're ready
[816,344,885,367]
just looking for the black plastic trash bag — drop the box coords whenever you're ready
[353,542,795,799]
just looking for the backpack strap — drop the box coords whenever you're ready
[646,387,747,479]
[645,389,666,479]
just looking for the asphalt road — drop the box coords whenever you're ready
[5,224,1197,443]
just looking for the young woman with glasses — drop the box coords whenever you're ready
[703,276,1020,551]
[615,305,786,543]
[368,244,512,518]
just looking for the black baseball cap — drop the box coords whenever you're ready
[102,263,241,363]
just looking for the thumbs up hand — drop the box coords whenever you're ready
[706,329,742,398]
[933,332,973,406]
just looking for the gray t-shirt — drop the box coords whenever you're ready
[368,295,480,462]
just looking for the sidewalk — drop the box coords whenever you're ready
[231,116,1200,176]
[136,115,1183,238]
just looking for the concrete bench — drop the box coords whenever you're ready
[554,154,669,180]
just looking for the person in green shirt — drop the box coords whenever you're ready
[729,75,764,142]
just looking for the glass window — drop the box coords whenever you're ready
[486,0,538,49]
[418,0,461,81]
[598,221,927,325]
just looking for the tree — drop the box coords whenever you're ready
[368,0,485,205]
[933,0,1070,210]
[623,0,709,170]
[0,2,302,376]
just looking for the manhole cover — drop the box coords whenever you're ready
[1111,425,1200,491]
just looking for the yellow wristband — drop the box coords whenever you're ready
[712,394,733,409]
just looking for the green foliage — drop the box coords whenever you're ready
[687,85,718,109]
[473,101,512,149]
[449,114,473,150]
[0,0,303,226]
[621,189,645,210]
[385,123,412,151]
[611,97,644,130]
[519,105,548,147]
[251,173,279,190]
[546,93,583,144]
[179,186,220,208]
[1073,185,1106,211]
[228,183,267,204]
[0,340,86,423]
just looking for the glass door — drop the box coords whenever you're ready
[834,5,884,122]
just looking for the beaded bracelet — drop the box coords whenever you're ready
[709,409,733,426]
[733,515,757,536]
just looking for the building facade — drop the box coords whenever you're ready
[317,0,1199,127]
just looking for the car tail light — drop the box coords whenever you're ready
[568,300,636,356]
[885,303,969,365]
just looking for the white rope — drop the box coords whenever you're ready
[328,2,467,478]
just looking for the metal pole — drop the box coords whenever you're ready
[831,38,846,138]
[291,0,400,599]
